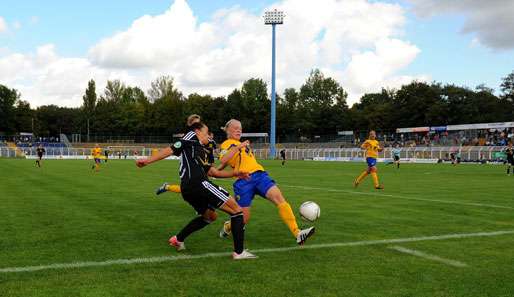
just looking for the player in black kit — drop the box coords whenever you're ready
[280,149,286,165]
[35,145,45,168]
[136,122,257,260]
[505,142,514,176]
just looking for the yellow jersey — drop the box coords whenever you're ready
[92,148,102,158]
[219,139,264,174]
[362,139,380,158]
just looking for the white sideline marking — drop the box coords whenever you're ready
[1,230,513,274]
[281,184,514,210]
[389,246,468,267]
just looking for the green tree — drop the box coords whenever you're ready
[240,78,269,132]
[500,71,514,98]
[14,100,34,133]
[298,69,349,136]
[148,76,185,135]
[0,84,20,134]
[82,79,97,140]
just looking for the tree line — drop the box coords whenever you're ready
[1,69,514,141]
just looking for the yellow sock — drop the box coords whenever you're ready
[166,184,181,193]
[95,163,100,171]
[371,172,379,187]
[277,202,300,237]
[355,171,368,184]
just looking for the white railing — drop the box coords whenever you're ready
[1,146,507,161]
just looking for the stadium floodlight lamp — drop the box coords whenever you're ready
[264,9,284,25]
[263,9,284,159]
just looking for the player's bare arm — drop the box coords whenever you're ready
[208,167,250,180]
[136,147,173,167]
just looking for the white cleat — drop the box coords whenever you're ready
[232,249,258,260]
[296,226,315,245]
[169,235,186,251]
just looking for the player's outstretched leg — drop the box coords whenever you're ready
[354,170,368,187]
[156,183,182,195]
[171,213,214,251]
[219,198,257,260]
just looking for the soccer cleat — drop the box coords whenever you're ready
[169,235,186,251]
[232,249,258,260]
[375,185,384,190]
[155,183,169,195]
[219,221,232,239]
[353,179,359,188]
[296,226,315,245]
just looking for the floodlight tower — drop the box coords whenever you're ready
[264,9,284,159]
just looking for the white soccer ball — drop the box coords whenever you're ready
[299,201,320,222]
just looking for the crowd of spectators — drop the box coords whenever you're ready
[358,128,513,148]
[14,136,65,148]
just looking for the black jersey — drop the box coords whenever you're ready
[182,129,197,141]
[36,148,45,156]
[171,139,212,187]
[206,139,217,164]
[181,129,216,164]
[506,147,514,160]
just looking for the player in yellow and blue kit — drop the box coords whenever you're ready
[353,131,384,189]
[217,119,315,245]
[91,144,103,172]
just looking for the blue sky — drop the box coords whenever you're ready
[0,0,513,106]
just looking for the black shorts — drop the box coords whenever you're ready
[181,180,231,215]
[508,158,514,165]
[394,155,400,161]
[37,154,43,159]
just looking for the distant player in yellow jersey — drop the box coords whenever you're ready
[354,130,384,189]
[218,119,315,245]
[91,144,102,172]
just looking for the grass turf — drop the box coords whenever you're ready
[1,158,514,297]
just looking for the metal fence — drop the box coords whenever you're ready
[1,146,508,161]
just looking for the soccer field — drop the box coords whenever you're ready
[1,159,514,297]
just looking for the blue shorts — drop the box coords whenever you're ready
[366,157,377,168]
[233,171,276,207]
[94,158,101,164]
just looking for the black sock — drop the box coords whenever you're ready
[231,212,245,254]
[508,167,511,174]
[176,216,210,242]
[397,163,400,169]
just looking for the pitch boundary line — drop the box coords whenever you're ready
[388,245,468,267]
[1,230,513,274]
[281,184,514,210]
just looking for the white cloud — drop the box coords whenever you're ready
[407,0,514,50]
[0,17,7,33]
[1,0,426,107]
[342,38,427,97]
[0,45,149,107]
[13,21,21,30]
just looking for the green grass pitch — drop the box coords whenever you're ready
[1,158,514,297]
